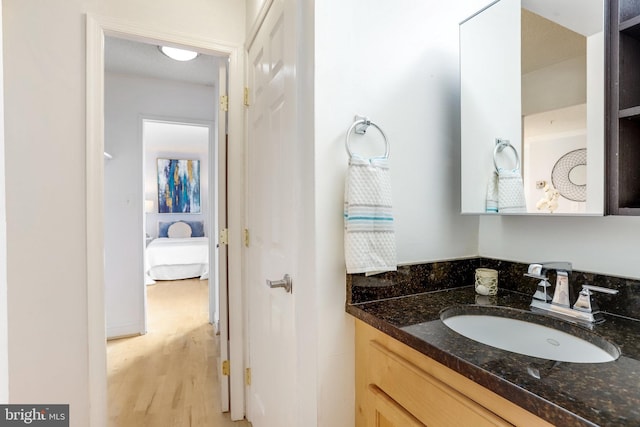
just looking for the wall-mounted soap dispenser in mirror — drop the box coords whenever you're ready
[460,0,605,215]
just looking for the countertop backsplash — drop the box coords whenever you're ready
[347,257,640,321]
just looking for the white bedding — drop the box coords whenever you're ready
[145,237,209,282]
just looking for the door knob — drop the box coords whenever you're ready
[266,274,292,293]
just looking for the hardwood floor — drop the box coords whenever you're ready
[107,278,251,427]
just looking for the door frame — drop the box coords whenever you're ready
[139,115,216,327]
[86,15,246,424]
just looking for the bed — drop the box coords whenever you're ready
[145,220,209,283]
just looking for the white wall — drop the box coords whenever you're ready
[479,215,640,278]
[523,104,587,214]
[522,56,586,116]
[2,1,244,425]
[524,132,586,213]
[0,0,8,403]
[314,1,487,424]
[104,72,215,338]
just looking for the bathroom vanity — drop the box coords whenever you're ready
[347,260,640,426]
[355,319,551,426]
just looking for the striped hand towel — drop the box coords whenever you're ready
[498,168,526,213]
[344,156,397,275]
[486,171,499,213]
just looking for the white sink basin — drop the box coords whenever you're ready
[440,306,619,364]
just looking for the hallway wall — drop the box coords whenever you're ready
[2,1,244,424]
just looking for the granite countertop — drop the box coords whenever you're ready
[347,286,640,427]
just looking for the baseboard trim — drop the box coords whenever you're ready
[107,323,143,340]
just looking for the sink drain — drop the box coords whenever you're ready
[547,338,560,347]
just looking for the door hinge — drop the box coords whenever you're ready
[219,94,229,112]
[222,360,230,376]
[245,368,252,386]
[219,228,229,245]
[243,228,250,247]
[243,87,250,107]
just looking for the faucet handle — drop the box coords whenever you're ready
[541,261,572,273]
[525,263,548,280]
[582,285,619,295]
[524,262,572,279]
[573,285,619,314]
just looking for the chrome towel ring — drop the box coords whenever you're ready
[493,138,520,172]
[345,115,390,159]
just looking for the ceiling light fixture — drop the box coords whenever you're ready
[159,46,199,61]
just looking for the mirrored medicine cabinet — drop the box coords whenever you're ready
[460,0,605,215]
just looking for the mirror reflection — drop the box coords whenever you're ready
[460,0,604,215]
[522,5,589,214]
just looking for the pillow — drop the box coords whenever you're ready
[158,221,205,238]
[167,221,192,238]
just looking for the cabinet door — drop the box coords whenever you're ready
[460,0,522,213]
[367,385,424,427]
[356,319,552,427]
[368,341,513,427]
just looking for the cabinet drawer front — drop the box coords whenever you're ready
[367,385,425,427]
[368,341,513,427]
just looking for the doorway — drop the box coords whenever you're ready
[87,17,246,423]
[103,35,226,420]
[141,119,217,320]
[103,35,221,339]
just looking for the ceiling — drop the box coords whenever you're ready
[522,9,587,74]
[522,0,603,37]
[104,36,220,87]
[105,37,218,155]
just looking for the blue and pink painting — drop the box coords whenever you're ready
[157,159,201,213]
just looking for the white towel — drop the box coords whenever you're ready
[485,171,498,213]
[497,168,526,213]
[344,156,397,275]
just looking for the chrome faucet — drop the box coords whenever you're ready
[525,262,618,325]
[525,262,572,305]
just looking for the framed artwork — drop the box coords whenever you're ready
[157,158,201,213]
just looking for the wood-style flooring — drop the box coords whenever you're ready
[107,278,251,427]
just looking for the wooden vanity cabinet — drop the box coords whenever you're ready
[608,0,640,215]
[355,320,552,427]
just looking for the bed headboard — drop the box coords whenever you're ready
[158,220,205,238]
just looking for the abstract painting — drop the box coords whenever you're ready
[157,158,201,213]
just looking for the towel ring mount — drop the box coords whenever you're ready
[345,115,390,159]
[493,138,520,172]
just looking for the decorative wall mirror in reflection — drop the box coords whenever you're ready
[460,0,605,215]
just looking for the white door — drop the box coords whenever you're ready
[215,60,230,412]
[247,0,297,425]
